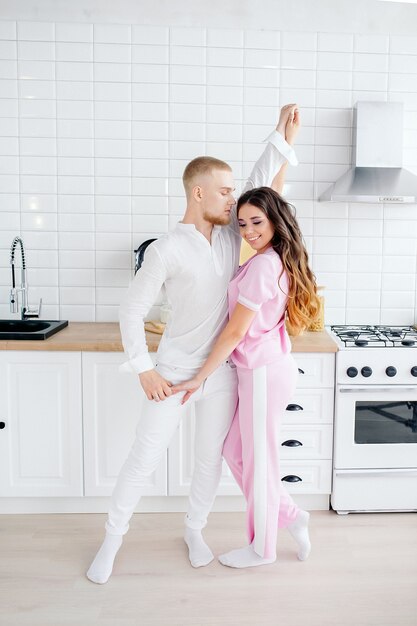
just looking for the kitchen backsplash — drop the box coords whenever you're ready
[0,21,416,324]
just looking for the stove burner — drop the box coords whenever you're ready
[331,325,417,348]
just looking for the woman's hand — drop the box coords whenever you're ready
[171,376,204,404]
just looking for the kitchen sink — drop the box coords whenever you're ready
[0,319,68,340]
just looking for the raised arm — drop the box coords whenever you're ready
[229,104,299,233]
[242,104,299,194]
[271,106,300,194]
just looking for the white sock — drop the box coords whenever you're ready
[86,533,123,584]
[218,545,276,569]
[287,510,311,561]
[184,528,214,568]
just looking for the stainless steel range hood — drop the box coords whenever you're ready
[319,101,417,204]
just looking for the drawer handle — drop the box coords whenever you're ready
[0,421,5,429]
[286,403,303,411]
[281,439,303,447]
[281,475,302,483]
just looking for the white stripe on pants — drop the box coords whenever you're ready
[252,365,268,557]
[105,361,238,536]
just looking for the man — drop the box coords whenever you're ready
[87,104,299,584]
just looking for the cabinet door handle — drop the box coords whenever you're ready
[281,475,302,483]
[286,403,303,411]
[281,439,303,447]
[0,422,5,429]
[298,368,305,374]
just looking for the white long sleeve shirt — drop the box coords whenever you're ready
[119,131,297,374]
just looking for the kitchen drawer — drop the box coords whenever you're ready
[282,388,334,425]
[280,460,332,494]
[280,424,333,460]
[294,353,335,388]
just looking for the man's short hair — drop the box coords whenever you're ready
[182,156,231,195]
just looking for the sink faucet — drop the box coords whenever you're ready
[10,236,42,320]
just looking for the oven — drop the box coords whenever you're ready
[329,325,417,514]
[334,385,417,470]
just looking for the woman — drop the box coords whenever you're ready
[172,186,320,568]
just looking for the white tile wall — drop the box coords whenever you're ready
[0,21,417,324]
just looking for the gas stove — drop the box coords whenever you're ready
[331,325,417,349]
[329,324,417,514]
[329,325,417,385]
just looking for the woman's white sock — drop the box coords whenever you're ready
[184,528,214,568]
[287,510,311,561]
[218,545,276,568]
[86,534,123,584]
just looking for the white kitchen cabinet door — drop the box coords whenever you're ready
[283,388,334,425]
[294,353,335,388]
[168,406,241,496]
[82,352,167,496]
[0,351,83,497]
[280,460,332,494]
[280,424,333,460]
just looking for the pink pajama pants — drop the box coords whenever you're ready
[223,354,300,559]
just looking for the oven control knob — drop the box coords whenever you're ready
[361,366,372,377]
[411,366,417,377]
[346,367,358,378]
[385,366,397,377]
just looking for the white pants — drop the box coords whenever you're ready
[105,360,238,536]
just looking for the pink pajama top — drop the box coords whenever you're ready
[228,247,291,370]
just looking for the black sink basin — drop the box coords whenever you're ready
[0,319,69,340]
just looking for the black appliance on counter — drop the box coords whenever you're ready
[134,239,157,274]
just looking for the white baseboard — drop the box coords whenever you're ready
[0,494,330,514]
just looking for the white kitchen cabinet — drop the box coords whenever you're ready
[0,347,335,509]
[0,351,83,497]
[169,353,336,497]
[279,353,335,494]
[168,405,241,496]
[82,352,167,496]
[82,352,235,498]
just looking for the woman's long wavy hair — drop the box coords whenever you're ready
[237,186,320,335]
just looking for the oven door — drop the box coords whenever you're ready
[334,385,417,469]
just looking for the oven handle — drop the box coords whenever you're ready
[335,469,417,476]
[339,386,417,393]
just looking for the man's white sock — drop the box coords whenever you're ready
[86,533,123,584]
[287,510,311,561]
[184,527,214,568]
[219,545,276,568]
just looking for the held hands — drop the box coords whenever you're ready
[171,376,203,405]
[139,369,173,402]
[276,103,300,146]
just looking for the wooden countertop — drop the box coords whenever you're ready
[0,322,338,353]
[290,328,338,352]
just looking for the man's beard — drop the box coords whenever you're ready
[203,209,231,226]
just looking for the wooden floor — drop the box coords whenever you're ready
[0,511,416,626]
